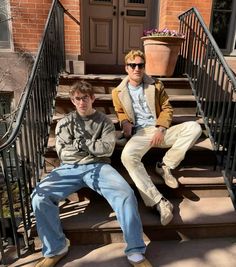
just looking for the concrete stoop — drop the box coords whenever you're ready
[38,196,236,244]
[8,238,236,267]
[8,189,236,266]
[7,75,236,267]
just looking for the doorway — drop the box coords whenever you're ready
[83,0,157,73]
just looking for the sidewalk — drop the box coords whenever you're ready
[8,237,236,267]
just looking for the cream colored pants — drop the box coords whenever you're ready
[121,121,202,207]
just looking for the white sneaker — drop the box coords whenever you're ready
[155,164,179,189]
[127,254,153,266]
[127,253,145,264]
[57,238,70,255]
[156,198,174,226]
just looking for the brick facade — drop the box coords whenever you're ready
[62,0,80,59]
[9,0,213,58]
[10,0,80,58]
[159,0,213,31]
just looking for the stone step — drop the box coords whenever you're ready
[56,76,195,116]
[44,135,214,168]
[41,157,226,199]
[9,237,236,267]
[54,95,198,124]
[111,163,226,198]
[58,84,193,96]
[49,113,205,135]
[56,92,197,108]
[28,195,236,245]
[59,74,190,90]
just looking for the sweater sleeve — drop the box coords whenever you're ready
[55,116,89,162]
[84,116,116,157]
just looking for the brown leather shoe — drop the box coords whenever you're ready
[35,239,70,267]
[35,251,67,267]
[128,258,153,267]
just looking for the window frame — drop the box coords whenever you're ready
[210,0,236,56]
[0,0,13,51]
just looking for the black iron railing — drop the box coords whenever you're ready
[0,0,66,264]
[1,2,236,264]
[178,7,236,207]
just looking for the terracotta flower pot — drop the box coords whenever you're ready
[141,36,185,77]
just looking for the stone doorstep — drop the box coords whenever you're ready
[65,60,85,75]
[41,163,228,201]
[7,237,236,267]
[26,195,236,245]
[51,113,203,127]
[57,84,192,95]
[59,73,190,83]
[12,194,236,266]
[56,92,196,103]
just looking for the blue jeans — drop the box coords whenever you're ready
[31,163,146,257]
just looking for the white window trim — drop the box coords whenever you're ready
[0,0,14,52]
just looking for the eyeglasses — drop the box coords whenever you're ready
[127,63,145,70]
[74,95,90,102]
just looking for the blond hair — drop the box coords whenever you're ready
[125,50,146,64]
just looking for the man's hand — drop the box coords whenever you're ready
[150,127,166,146]
[121,120,134,138]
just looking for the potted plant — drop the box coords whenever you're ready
[141,28,185,77]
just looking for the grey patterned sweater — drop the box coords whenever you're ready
[55,110,116,165]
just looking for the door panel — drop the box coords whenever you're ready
[118,0,150,64]
[90,18,113,53]
[124,21,144,48]
[84,0,154,67]
[84,0,117,64]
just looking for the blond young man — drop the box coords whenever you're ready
[32,81,152,267]
[112,50,202,225]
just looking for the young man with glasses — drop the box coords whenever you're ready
[112,50,202,226]
[32,80,151,267]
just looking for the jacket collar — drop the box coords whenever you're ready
[116,73,155,91]
[117,73,157,122]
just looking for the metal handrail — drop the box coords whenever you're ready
[0,0,69,263]
[178,7,236,207]
[0,3,235,265]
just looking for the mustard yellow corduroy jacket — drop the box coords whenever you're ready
[112,73,173,129]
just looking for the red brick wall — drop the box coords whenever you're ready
[159,0,213,32]
[9,0,213,58]
[10,0,80,58]
[61,0,80,58]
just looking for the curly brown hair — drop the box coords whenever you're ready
[69,80,94,98]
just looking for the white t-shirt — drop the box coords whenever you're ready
[128,83,155,130]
